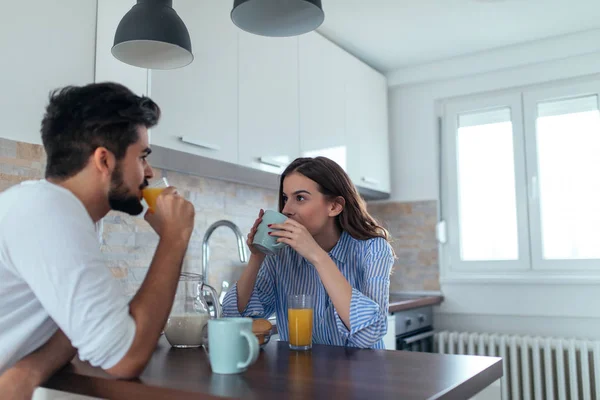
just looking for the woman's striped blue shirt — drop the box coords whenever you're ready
[222,231,394,349]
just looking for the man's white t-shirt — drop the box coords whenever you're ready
[0,180,136,374]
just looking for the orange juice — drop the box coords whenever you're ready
[142,187,164,213]
[288,308,313,347]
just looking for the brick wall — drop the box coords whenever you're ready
[102,169,278,298]
[369,201,440,291]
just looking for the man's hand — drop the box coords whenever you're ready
[108,187,195,378]
[144,186,195,243]
[0,329,76,399]
[0,366,39,400]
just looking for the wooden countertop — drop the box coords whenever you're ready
[43,336,501,400]
[388,294,444,313]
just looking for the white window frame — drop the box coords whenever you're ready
[440,77,600,281]
[523,80,600,271]
[442,92,531,274]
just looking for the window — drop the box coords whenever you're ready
[457,108,519,261]
[442,80,600,277]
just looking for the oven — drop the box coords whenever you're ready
[394,306,435,352]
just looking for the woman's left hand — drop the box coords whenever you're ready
[268,219,327,265]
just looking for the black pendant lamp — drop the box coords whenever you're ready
[112,0,193,70]
[231,0,324,37]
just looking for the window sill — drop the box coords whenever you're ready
[441,272,600,285]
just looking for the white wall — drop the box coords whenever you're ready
[436,283,600,339]
[387,29,600,339]
[0,0,98,145]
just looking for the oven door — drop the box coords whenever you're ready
[396,327,434,352]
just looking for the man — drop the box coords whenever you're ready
[0,82,195,397]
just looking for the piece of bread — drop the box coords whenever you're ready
[252,318,272,334]
[255,333,266,345]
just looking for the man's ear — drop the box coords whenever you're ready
[329,196,345,217]
[91,147,116,179]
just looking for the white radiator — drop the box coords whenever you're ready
[435,331,600,400]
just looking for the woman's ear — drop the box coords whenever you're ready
[329,196,345,217]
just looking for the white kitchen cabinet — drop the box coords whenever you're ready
[345,58,391,194]
[95,0,149,96]
[0,0,95,145]
[298,32,348,171]
[383,314,397,350]
[237,33,300,174]
[150,1,239,164]
[298,33,390,195]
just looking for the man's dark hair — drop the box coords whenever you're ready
[41,82,161,179]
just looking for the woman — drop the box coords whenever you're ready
[222,157,395,349]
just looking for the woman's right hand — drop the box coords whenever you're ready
[247,209,266,257]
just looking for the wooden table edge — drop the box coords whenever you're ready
[430,356,503,400]
[43,371,227,400]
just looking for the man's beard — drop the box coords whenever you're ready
[108,164,147,216]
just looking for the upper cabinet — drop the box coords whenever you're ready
[298,32,348,170]
[0,0,96,145]
[96,0,149,96]
[150,0,239,164]
[299,32,390,195]
[237,33,300,174]
[346,58,391,194]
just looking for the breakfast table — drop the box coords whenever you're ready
[43,336,502,399]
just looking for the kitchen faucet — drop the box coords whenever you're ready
[201,220,248,287]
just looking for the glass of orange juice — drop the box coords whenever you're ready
[142,177,169,214]
[288,294,314,351]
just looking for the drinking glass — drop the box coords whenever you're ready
[288,294,314,351]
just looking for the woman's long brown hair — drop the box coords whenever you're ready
[278,157,392,243]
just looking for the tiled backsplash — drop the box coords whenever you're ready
[102,169,278,298]
[0,138,46,190]
[0,138,439,295]
[368,201,440,292]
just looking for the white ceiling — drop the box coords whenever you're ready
[316,0,600,73]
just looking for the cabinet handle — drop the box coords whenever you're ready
[403,330,434,345]
[361,177,379,185]
[258,157,287,169]
[530,175,539,203]
[179,136,220,151]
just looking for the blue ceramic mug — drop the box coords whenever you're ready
[208,318,259,374]
[252,210,288,256]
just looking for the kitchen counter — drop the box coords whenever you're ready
[43,336,502,400]
[388,293,444,313]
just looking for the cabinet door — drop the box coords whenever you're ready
[238,33,299,174]
[0,0,96,145]
[96,0,149,96]
[346,60,391,194]
[383,314,397,350]
[298,33,348,171]
[150,0,238,164]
